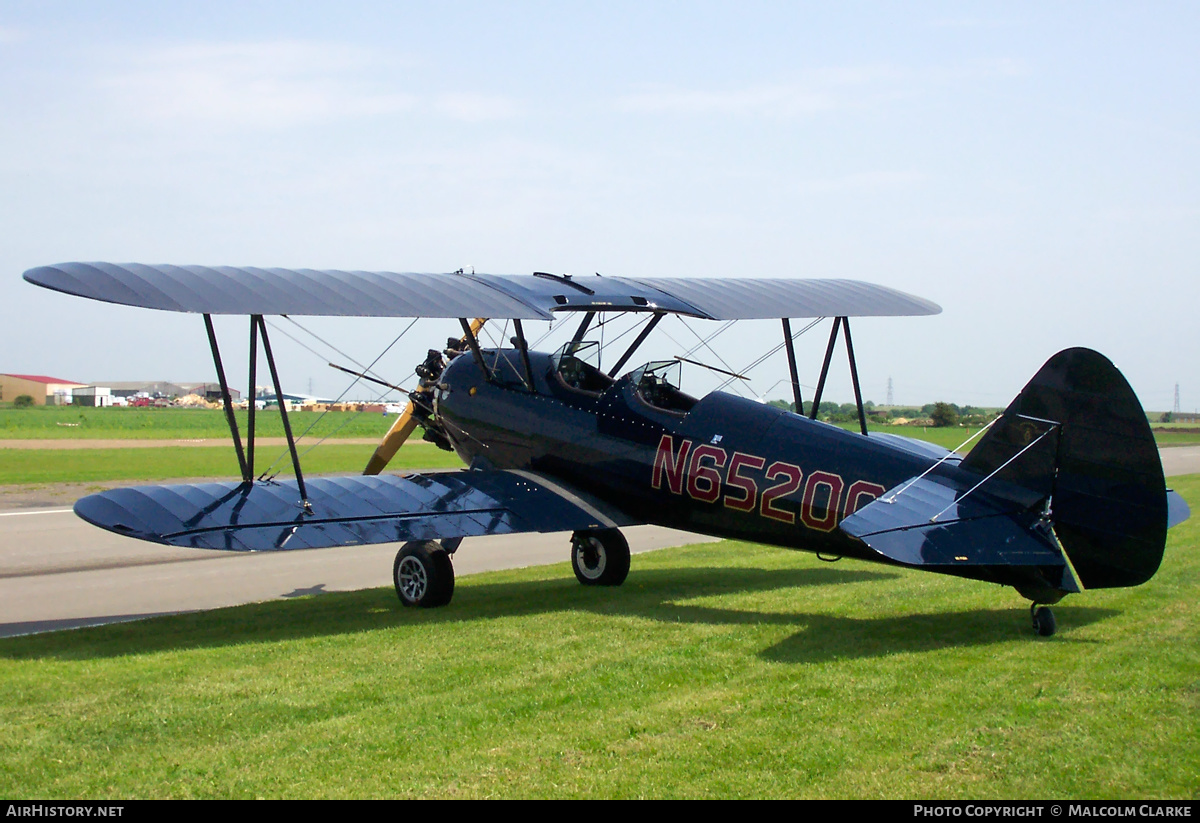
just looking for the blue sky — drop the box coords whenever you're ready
[2,2,1196,410]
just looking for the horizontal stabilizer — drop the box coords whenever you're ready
[74,470,637,552]
[840,475,1072,576]
[1168,490,1191,529]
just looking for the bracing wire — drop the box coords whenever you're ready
[714,317,825,393]
[676,316,742,379]
[257,316,418,478]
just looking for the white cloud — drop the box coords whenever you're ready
[614,61,1027,119]
[796,170,926,194]
[617,84,835,117]
[433,92,521,122]
[97,41,416,129]
[94,41,519,130]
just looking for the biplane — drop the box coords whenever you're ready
[24,263,1190,636]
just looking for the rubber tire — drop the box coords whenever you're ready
[1031,605,1057,637]
[393,541,455,607]
[571,529,631,587]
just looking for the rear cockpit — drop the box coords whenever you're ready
[628,360,698,415]
[550,340,699,416]
[551,341,615,396]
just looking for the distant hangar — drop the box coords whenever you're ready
[0,374,85,406]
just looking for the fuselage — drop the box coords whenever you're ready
[434,348,956,563]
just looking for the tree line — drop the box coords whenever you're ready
[767,399,996,427]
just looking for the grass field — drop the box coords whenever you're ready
[1152,431,1200,448]
[0,406,395,440]
[836,423,1200,450]
[1,422,1194,487]
[0,476,1195,799]
[0,442,464,485]
[6,407,1200,448]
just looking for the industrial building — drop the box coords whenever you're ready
[2,376,241,407]
[0,374,86,406]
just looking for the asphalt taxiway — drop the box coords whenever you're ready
[1,446,1195,638]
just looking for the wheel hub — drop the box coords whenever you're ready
[397,556,428,601]
[578,538,606,578]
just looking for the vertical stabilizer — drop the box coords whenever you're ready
[962,348,1167,589]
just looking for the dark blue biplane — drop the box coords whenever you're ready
[25,263,1189,636]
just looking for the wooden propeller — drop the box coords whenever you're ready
[363,318,487,475]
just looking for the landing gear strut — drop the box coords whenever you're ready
[571,529,630,587]
[1031,603,1057,637]
[393,540,455,607]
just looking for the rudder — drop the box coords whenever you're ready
[962,348,1167,589]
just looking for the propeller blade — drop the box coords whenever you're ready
[363,402,420,475]
[362,318,487,475]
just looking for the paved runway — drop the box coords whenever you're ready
[1,447,1195,639]
[0,509,713,638]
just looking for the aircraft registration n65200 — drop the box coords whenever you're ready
[24,263,1190,636]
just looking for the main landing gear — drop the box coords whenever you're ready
[571,528,631,587]
[392,529,632,608]
[393,540,455,608]
[1031,603,1057,637]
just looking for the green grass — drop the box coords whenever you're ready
[1,477,1196,798]
[0,442,464,485]
[848,424,991,451]
[841,423,1200,451]
[8,407,1197,448]
[0,422,1190,487]
[1153,431,1200,447]
[0,406,396,440]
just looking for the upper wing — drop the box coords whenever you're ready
[74,469,638,551]
[24,262,941,320]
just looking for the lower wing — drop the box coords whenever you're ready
[74,470,638,551]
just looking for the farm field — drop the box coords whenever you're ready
[0,441,463,486]
[0,474,1195,798]
[6,407,1199,448]
[0,417,1195,488]
[0,406,396,440]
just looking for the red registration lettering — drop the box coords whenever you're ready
[800,470,844,532]
[846,480,886,514]
[760,461,803,524]
[687,445,728,503]
[724,452,765,512]
[652,434,691,495]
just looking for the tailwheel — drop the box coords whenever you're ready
[571,529,630,587]
[1031,604,1057,637]
[393,540,455,607]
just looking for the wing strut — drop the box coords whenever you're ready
[782,318,803,415]
[842,318,868,436]
[512,319,537,390]
[809,317,841,421]
[808,317,868,435]
[459,317,492,381]
[203,314,249,482]
[608,312,664,377]
[247,317,258,479]
[571,311,596,345]
[256,315,310,511]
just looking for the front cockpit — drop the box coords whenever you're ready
[549,341,698,416]
[432,331,708,468]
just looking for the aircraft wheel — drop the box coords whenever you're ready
[571,529,630,587]
[393,541,455,607]
[1031,604,1056,637]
